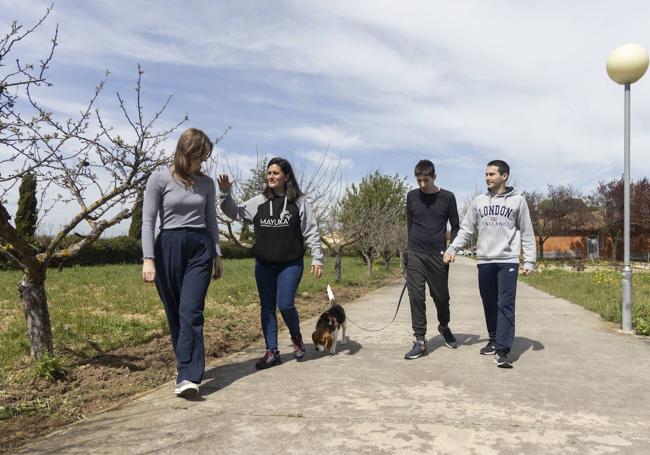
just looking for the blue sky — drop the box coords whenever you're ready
[4,1,650,233]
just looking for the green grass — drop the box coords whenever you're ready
[0,257,398,380]
[520,268,650,335]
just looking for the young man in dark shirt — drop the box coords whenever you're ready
[404,160,460,359]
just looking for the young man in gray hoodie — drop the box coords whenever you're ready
[443,160,536,368]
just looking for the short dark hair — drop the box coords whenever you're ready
[414,160,435,177]
[263,157,303,202]
[487,160,510,179]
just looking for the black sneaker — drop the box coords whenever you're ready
[494,351,513,368]
[255,350,282,370]
[404,341,427,359]
[437,325,458,349]
[291,335,306,359]
[479,340,496,355]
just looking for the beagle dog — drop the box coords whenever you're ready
[312,285,347,354]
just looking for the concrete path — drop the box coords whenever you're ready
[20,257,650,454]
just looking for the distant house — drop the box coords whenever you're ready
[540,211,650,260]
[541,235,606,259]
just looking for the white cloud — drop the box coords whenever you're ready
[297,149,354,170]
[214,149,260,181]
[283,125,361,150]
[5,0,650,222]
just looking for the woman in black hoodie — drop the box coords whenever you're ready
[218,157,323,369]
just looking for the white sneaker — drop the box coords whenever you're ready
[174,380,199,398]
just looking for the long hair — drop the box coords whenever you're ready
[172,128,213,188]
[263,157,302,202]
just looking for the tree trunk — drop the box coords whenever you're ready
[334,248,342,282]
[611,236,619,261]
[362,252,373,276]
[382,252,391,270]
[399,250,405,273]
[538,237,545,260]
[18,271,53,358]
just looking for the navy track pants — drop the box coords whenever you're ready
[477,263,518,353]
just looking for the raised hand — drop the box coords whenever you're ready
[217,174,233,191]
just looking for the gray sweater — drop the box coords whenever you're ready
[445,188,536,271]
[141,168,221,259]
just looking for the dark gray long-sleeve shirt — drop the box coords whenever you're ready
[406,188,460,255]
[141,168,221,259]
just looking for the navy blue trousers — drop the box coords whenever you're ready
[154,228,214,383]
[254,257,304,351]
[477,263,518,353]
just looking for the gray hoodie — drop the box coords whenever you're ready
[445,188,536,271]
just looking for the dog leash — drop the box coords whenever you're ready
[344,281,407,332]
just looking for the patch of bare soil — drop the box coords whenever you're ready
[0,281,395,453]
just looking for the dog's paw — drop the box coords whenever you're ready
[340,336,347,345]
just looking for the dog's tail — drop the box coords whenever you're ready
[327,284,335,305]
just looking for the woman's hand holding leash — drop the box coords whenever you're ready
[311,264,323,279]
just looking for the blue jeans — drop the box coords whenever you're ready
[255,257,304,351]
[477,263,519,353]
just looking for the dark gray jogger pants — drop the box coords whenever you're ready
[405,249,451,340]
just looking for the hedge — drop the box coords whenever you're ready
[0,237,254,270]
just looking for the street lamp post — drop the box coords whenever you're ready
[606,43,649,333]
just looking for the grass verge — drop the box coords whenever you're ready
[0,256,401,453]
[520,268,650,335]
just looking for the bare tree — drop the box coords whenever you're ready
[457,187,482,255]
[298,150,357,281]
[340,171,408,275]
[0,9,188,358]
[376,222,407,270]
[207,148,262,247]
[319,203,360,282]
[524,185,589,259]
[590,177,650,261]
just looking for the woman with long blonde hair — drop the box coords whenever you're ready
[141,127,222,397]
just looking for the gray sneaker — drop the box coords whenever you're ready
[174,380,199,398]
[479,340,496,355]
[404,341,427,359]
[494,351,513,369]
